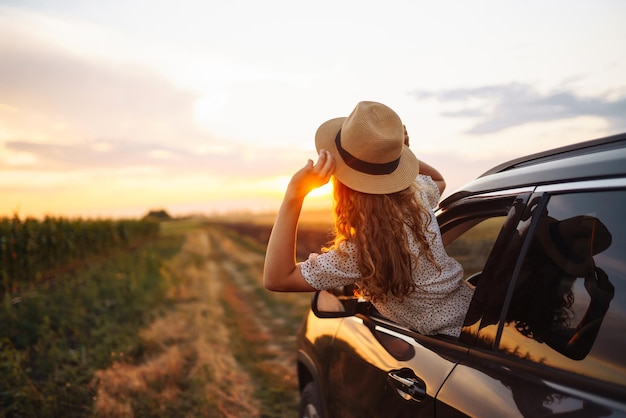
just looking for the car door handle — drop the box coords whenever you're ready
[388,368,426,402]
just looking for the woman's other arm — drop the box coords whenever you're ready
[403,125,446,195]
[418,160,446,195]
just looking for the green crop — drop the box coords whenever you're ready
[0,215,159,296]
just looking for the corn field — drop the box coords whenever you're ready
[0,215,159,296]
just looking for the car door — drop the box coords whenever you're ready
[319,189,527,417]
[436,180,626,417]
[321,312,461,417]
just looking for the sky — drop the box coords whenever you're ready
[1,0,625,219]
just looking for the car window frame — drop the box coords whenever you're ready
[494,179,626,346]
[465,179,626,403]
[490,181,626,386]
[470,179,626,353]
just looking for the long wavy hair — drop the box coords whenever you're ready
[327,178,440,303]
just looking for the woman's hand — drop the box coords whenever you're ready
[286,149,335,200]
[585,267,615,308]
[263,150,334,292]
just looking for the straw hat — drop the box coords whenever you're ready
[536,214,612,277]
[315,101,419,194]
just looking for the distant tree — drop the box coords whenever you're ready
[143,209,172,221]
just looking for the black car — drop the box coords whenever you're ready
[296,132,626,417]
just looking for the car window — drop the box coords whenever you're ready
[439,193,532,345]
[498,190,626,386]
[444,217,507,281]
[446,216,506,279]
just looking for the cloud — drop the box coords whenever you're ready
[0,15,315,185]
[0,25,210,147]
[413,83,626,134]
[2,138,306,180]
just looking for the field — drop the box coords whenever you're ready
[1,215,332,417]
[2,211,499,417]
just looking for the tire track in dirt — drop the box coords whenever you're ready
[93,224,306,417]
[208,228,298,370]
[206,226,306,415]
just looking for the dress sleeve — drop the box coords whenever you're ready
[416,174,440,209]
[300,243,361,290]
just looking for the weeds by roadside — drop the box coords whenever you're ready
[0,233,184,417]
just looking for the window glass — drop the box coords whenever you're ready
[499,190,626,386]
[444,217,507,280]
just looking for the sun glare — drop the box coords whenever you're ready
[308,181,333,198]
[265,175,333,198]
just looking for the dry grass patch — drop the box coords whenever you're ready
[93,345,187,417]
[92,229,261,417]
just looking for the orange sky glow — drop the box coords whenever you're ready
[1,1,625,219]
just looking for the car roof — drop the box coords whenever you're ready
[441,132,626,207]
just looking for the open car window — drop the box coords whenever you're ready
[443,217,508,282]
[439,192,528,284]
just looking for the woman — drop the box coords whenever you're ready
[263,101,474,337]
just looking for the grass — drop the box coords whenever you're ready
[159,218,207,237]
[219,280,304,418]
[89,223,274,417]
[0,233,184,417]
[216,223,313,332]
[1,218,325,417]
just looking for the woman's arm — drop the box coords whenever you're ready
[263,150,335,292]
[418,160,446,195]
[403,126,446,194]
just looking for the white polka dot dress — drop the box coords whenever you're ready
[301,175,474,337]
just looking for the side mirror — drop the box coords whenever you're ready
[311,287,359,318]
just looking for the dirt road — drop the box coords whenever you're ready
[93,225,311,417]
